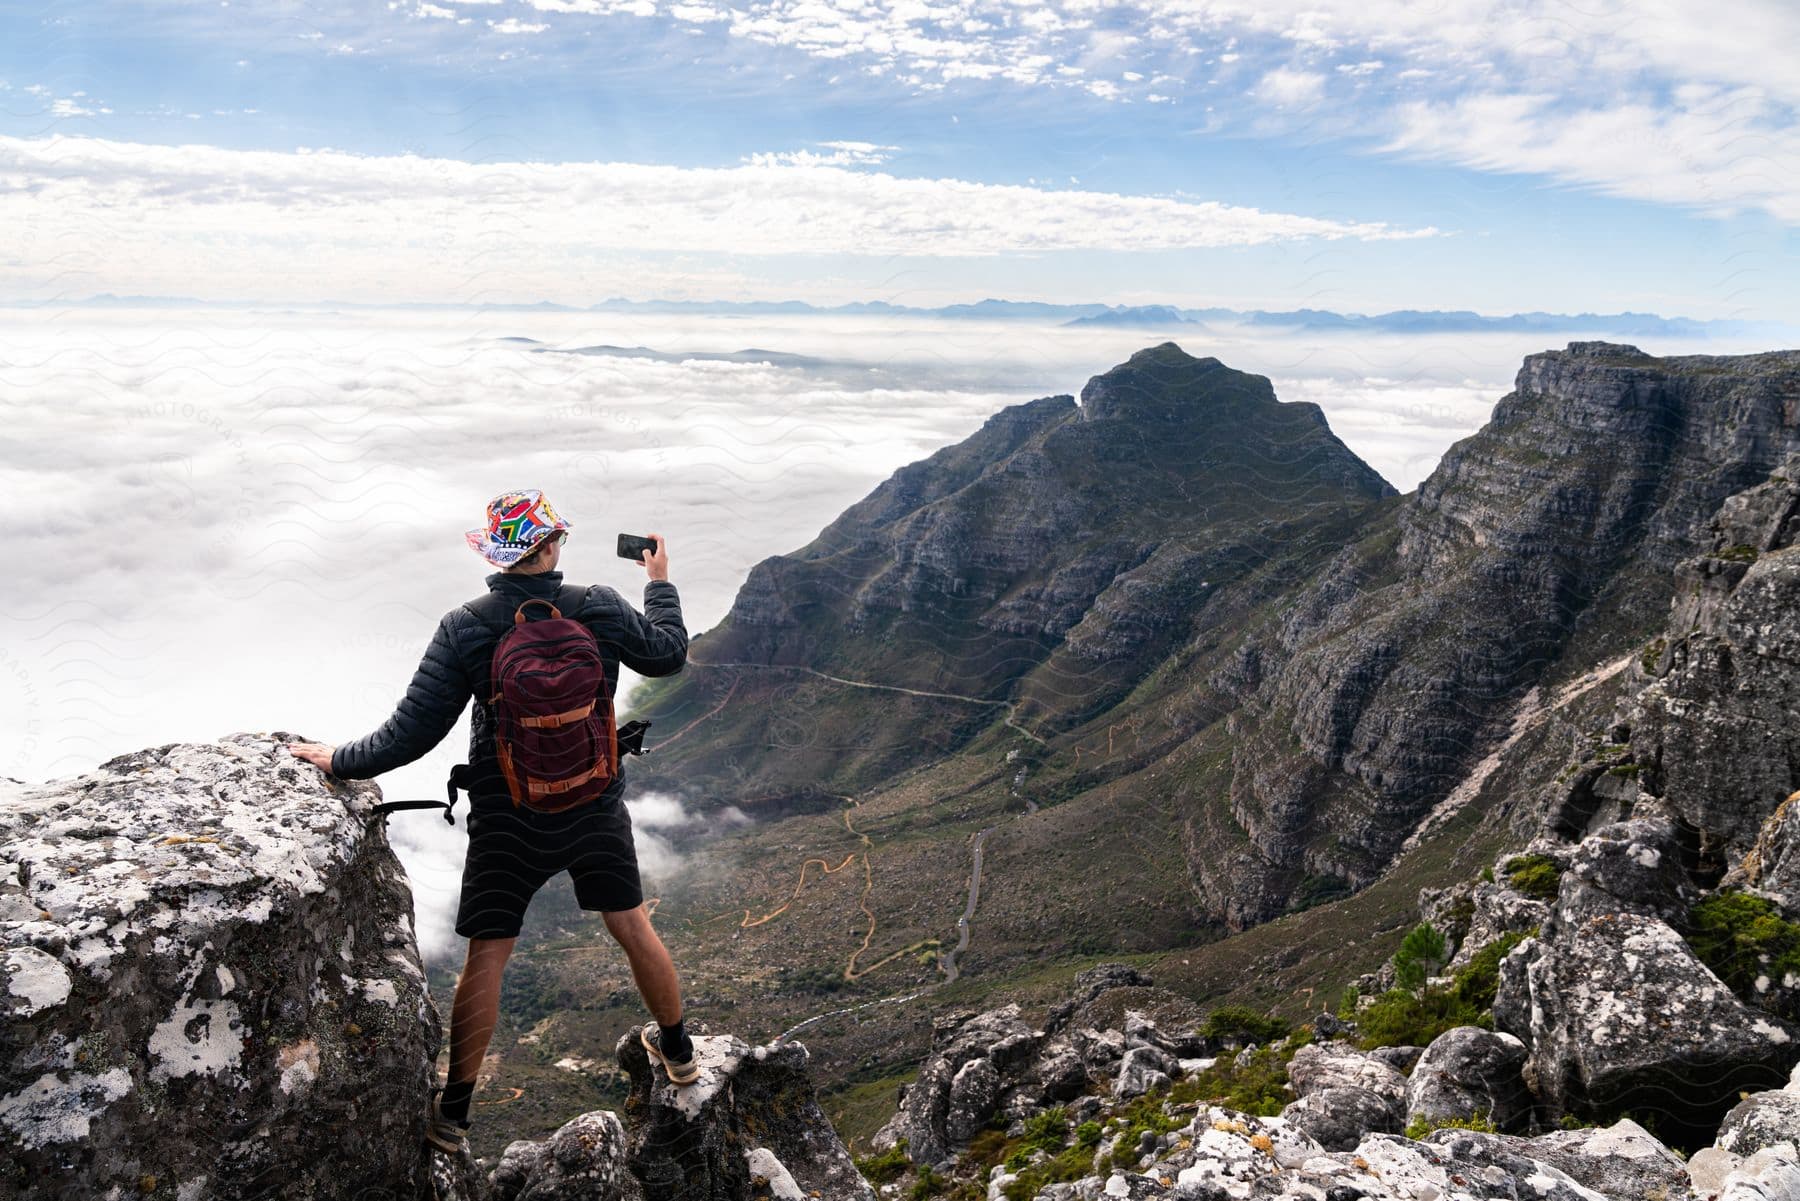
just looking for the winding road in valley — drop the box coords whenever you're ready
[662,656,1043,1040]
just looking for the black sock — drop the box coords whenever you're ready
[440,1079,475,1125]
[660,1018,692,1060]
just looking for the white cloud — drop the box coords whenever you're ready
[1379,87,1800,223]
[488,16,548,32]
[50,97,112,117]
[743,140,898,167]
[1253,67,1324,108]
[0,133,1437,302]
[669,2,730,21]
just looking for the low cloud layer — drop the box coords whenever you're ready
[4,306,1773,956]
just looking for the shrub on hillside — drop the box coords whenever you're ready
[1687,890,1800,997]
[1202,1004,1290,1045]
[1503,854,1562,901]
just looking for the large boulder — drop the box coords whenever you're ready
[1427,1119,1690,1200]
[0,734,443,1201]
[871,1004,1040,1165]
[486,1111,639,1201]
[1492,808,1800,1146]
[1405,1026,1531,1133]
[1717,1070,1800,1158]
[1279,1085,1401,1151]
[1285,1042,1407,1111]
[616,1028,873,1201]
[1553,813,1696,926]
[1497,908,1799,1144]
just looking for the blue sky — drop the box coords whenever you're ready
[4,0,1797,319]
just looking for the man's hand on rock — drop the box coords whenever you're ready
[286,742,336,773]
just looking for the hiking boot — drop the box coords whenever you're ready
[640,1023,700,1085]
[424,1086,471,1154]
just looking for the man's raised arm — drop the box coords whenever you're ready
[590,531,688,678]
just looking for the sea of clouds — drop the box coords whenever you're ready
[3,305,1781,959]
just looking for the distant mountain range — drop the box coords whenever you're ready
[8,292,1788,338]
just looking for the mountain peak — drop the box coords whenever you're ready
[1079,341,1277,425]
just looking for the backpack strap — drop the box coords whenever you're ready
[461,591,513,633]
[370,763,469,827]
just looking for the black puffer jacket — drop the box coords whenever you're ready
[329,569,687,806]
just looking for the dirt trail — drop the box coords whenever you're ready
[686,658,1046,744]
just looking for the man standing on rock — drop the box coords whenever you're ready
[285,488,701,1156]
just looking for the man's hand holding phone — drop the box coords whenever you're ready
[618,532,669,582]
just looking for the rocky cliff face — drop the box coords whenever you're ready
[1206,343,1800,926]
[632,340,1800,938]
[1628,452,1800,863]
[0,736,870,1201]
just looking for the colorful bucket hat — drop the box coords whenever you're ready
[465,489,572,569]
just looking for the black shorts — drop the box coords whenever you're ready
[454,790,644,940]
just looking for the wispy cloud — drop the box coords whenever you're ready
[0,133,1436,301]
[1378,86,1800,224]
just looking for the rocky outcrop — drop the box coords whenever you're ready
[468,1029,874,1201]
[1013,1104,1690,1200]
[871,1004,1041,1167]
[1495,811,1800,1145]
[1279,1085,1401,1150]
[1423,1121,1692,1200]
[1404,1026,1531,1133]
[615,1028,871,1201]
[1440,882,1550,974]
[0,733,440,1201]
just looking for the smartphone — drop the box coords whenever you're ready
[616,533,658,562]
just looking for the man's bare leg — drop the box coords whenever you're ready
[448,935,516,1088]
[603,905,683,1027]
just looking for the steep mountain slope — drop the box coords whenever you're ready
[636,341,1800,928]
[1190,341,1800,924]
[630,343,1397,803]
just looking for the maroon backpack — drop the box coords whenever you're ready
[484,593,617,813]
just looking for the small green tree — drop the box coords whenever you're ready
[1393,922,1448,992]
